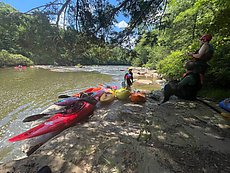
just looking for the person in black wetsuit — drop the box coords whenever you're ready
[124,67,134,88]
[160,61,202,104]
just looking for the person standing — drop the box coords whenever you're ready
[124,67,134,88]
[187,34,214,81]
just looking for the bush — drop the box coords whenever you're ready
[145,46,170,69]
[131,58,142,67]
[156,50,187,80]
[206,41,230,88]
[0,50,34,67]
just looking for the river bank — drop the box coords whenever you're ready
[1,66,230,173]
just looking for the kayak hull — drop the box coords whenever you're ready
[115,88,131,100]
[219,99,230,113]
[9,86,109,142]
[9,102,94,142]
[130,92,146,103]
[100,90,115,104]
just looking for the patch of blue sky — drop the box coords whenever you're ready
[1,0,52,13]
[1,0,130,31]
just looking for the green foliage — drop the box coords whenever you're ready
[131,58,142,67]
[83,44,130,65]
[0,50,33,67]
[0,3,132,66]
[133,0,230,90]
[206,38,230,87]
[145,45,171,69]
[0,3,22,51]
[157,50,186,80]
[0,0,229,91]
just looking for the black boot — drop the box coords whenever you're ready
[37,166,52,173]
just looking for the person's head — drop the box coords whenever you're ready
[184,61,195,71]
[200,34,212,43]
[128,67,132,72]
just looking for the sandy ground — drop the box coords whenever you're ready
[1,66,230,173]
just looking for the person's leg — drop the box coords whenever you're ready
[127,80,132,87]
[194,62,207,84]
[161,83,174,103]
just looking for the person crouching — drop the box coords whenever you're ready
[160,61,202,104]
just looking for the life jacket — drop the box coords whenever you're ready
[196,43,214,62]
[124,73,132,79]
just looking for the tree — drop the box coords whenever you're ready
[22,0,167,43]
[0,3,22,52]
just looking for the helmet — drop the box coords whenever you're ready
[128,67,133,70]
[200,34,212,42]
[184,61,195,71]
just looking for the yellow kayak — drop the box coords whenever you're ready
[100,90,115,104]
[115,88,131,100]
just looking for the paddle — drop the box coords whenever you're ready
[196,98,230,118]
[58,94,71,98]
[23,96,97,122]
[23,110,65,123]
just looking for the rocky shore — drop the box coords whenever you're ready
[1,66,230,173]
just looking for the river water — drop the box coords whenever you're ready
[0,65,156,162]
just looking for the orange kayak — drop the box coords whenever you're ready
[130,92,146,103]
[72,87,103,97]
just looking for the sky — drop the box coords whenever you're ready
[1,0,129,29]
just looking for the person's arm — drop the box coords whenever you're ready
[191,43,208,60]
[131,74,134,82]
[129,72,133,82]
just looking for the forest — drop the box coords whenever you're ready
[0,0,229,90]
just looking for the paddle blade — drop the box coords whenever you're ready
[220,113,230,120]
[58,95,71,98]
[54,97,81,106]
[23,113,50,122]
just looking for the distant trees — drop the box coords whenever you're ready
[0,2,132,66]
[0,50,33,67]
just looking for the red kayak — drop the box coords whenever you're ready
[8,86,108,142]
[9,101,94,142]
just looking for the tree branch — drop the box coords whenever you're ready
[56,0,71,27]
[25,1,63,14]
